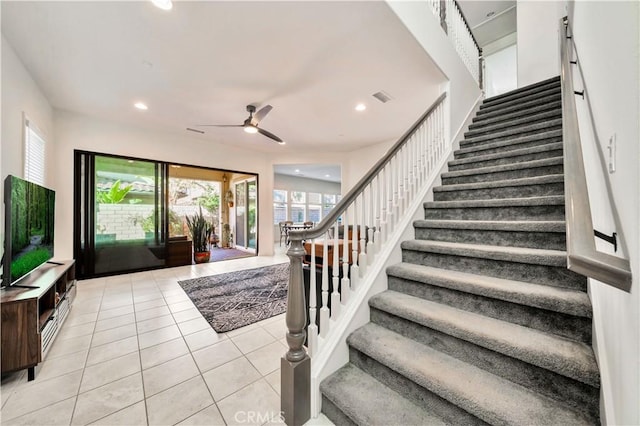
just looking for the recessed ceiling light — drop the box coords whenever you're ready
[151,0,172,10]
[295,169,300,173]
[134,102,148,110]
[325,174,331,178]
[355,103,366,111]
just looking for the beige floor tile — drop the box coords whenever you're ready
[226,321,262,338]
[217,379,281,426]
[94,313,136,333]
[230,327,276,354]
[90,401,147,425]
[65,311,99,327]
[142,354,200,396]
[86,335,138,366]
[90,323,137,347]
[202,357,261,401]
[164,293,191,304]
[172,308,203,323]
[72,373,144,425]
[177,317,211,336]
[184,328,227,352]
[176,403,226,425]
[3,396,76,426]
[56,322,96,341]
[35,349,88,382]
[46,334,93,359]
[135,297,167,312]
[69,300,102,315]
[133,292,164,303]
[80,351,141,393]
[1,370,82,422]
[264,370,281,395]
[136,314,176,334]
[135,305,171,321]
[168,300,196,313]
[192,340,242,373]
[140,337,190,370]
[262,319,287,341]
[138,324,182,349]
[1,370,26,408]
[246,342,284,376]
[146,376,214,426]
[97,304,134,321]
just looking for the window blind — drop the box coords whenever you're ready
[24,119,46,185]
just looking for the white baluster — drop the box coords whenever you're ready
[319,232,330,338]
[367,184,375,263]
[341,207,351,305]
[351,198,360,291]
[359,193,368,277]
[307,238,318,357]
[374,175,382,253]
[330,222,341,320]
[388,158,395,230]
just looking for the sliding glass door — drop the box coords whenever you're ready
[234,178,257,252]
[74,152,167,278]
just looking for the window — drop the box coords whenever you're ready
[24,117,46,185]
[323,194,337,217]
[273,190,287,224]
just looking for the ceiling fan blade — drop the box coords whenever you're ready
[252,105,273,125]
[256,127,283,143]
[195,124,243,127]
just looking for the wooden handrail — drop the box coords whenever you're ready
[560,17,631,291]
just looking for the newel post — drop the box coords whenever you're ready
[281,235,310,426]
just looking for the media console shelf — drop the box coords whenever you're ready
[1,260,76,381]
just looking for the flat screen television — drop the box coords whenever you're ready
[3,175,55,287]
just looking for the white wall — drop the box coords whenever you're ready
[484,44,518,97]
[273,174,341,195]
[385,1,481,142]
[1,35,55,260]
[516,1,565,87]
[568,1,640,424]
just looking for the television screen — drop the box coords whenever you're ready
[3,175,55,285]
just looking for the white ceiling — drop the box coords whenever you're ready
[457,0,517,47]
[1,1,445,154]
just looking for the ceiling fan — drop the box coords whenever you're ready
[196,104,285,144]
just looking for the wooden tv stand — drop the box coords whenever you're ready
[1,260,76,381]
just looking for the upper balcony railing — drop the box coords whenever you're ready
[427,0,483,88]
[560,16,632,291]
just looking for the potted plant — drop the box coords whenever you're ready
[186,207,213,263]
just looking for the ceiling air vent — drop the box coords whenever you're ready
[372,91,393,103]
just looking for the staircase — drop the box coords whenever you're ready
[319,76,601,425]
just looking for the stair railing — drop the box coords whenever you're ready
[281,92,447,425]
[427,0,483,88]
[559,16,632,291]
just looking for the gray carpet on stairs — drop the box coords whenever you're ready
[319,76,600,425]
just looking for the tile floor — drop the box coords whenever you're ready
[0,247,332,426]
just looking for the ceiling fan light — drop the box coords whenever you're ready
[244,125,258,134]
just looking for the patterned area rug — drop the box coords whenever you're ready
[178,263,289,333]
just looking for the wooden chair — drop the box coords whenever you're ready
[279,221,293,246]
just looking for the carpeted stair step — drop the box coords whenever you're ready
[466,108,562,138]
[413,219,566,250]
[442,157,564,185]
[448,142,564,172]
[454,130,563,159]
[423,195,565,221]
[386,263,590,342]
[461,119,563,148]
[481,77,560,109]
[479,87,561,115]
[474,93,561,122]
[346,323,594,425]
[320,363,447,426]
[368,292,599,421]
[472,100,562,128]
[400,239,585,289]
[433,174,565,202]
